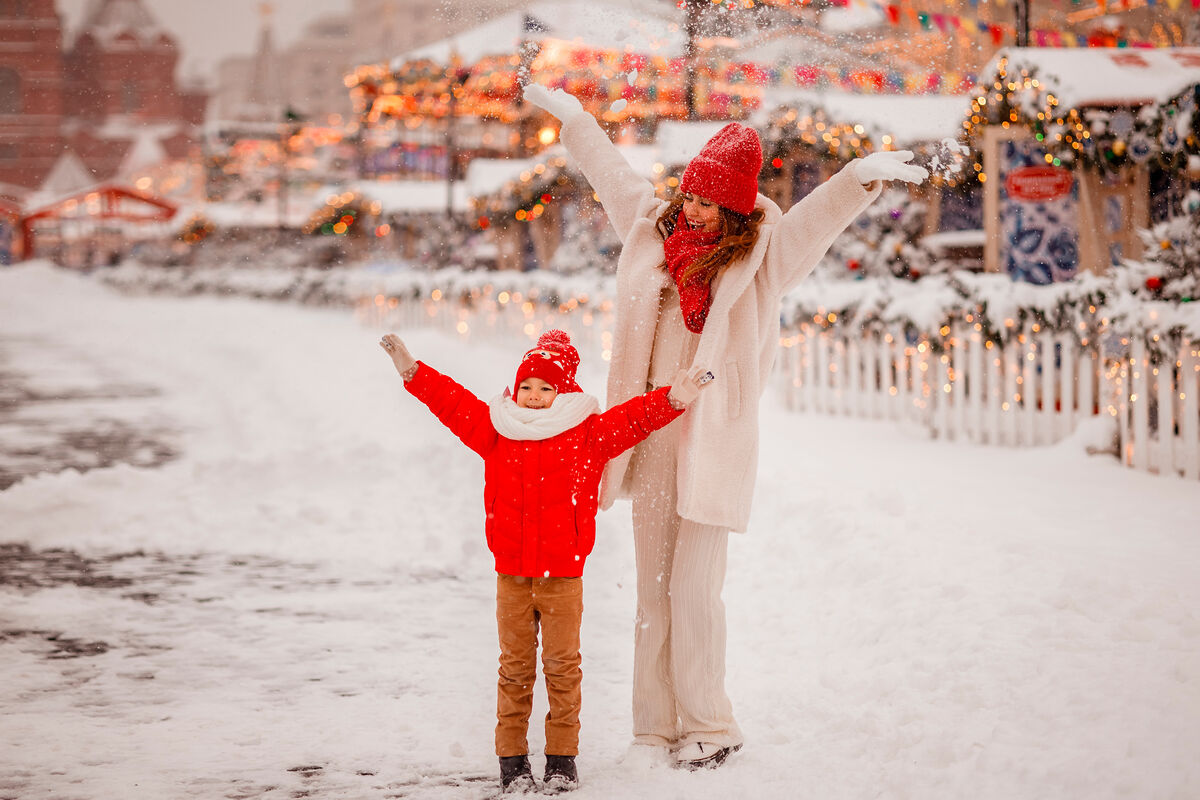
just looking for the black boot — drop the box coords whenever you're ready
[499,754,537,794]
[543,754,578,793]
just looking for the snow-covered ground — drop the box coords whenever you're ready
[1,263,1198,800]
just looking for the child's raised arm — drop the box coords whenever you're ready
[378,333,498,458]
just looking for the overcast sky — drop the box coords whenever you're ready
[56,0,352,85]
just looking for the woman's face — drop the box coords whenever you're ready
[681,193,721,233]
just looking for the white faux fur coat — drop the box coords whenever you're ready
[560,112,882,532]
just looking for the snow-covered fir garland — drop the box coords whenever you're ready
[99,201,1200,360]
[963,56,1200,178]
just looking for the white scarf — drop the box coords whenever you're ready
[489,391,601,441]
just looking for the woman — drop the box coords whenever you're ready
[523,84,926,770]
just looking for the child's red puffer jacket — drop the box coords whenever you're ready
[404,361,682,578]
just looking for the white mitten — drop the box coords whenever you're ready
[523,84,585,121]
[855,150,929,185]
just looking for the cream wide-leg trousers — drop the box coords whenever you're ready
[627,418,743,750]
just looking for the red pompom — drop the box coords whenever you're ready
[538,329,573,348]
[847,259,861,271]
[1145,276,1164,291]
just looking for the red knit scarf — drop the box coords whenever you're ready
[662,213,720,333]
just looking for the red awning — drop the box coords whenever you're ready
[23,184,177,224]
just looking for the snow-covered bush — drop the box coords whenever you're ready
[814,189,943,281]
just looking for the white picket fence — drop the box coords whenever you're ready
[361,291,1200,482]
[777,319,1200,480]
[1112,336,1200,479]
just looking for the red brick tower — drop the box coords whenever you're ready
[0,0,66,191]
[64,0,185,123]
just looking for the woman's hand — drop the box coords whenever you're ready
[379,333,417,378]
[855,150,928,185]
[523,84,585,121]
[667,365,715,409]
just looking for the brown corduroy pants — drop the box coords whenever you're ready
[494,574,584,758]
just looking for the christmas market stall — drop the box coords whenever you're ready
[0,198,21,265]
[965,47,1200,283]
[347,179,479,269]
[757,91,974,217]
[344,0,763,178]
[466,133,730,272]
[21,184,178,268]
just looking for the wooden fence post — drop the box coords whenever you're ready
[1181,341,1199,481]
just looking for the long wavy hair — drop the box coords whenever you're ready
[656,194,765,287]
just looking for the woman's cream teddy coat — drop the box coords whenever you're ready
[559,112,882,532]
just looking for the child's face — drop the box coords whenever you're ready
[516,376,558,409]
[682,193,721,232]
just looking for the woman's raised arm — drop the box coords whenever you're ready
[523,84,661,244]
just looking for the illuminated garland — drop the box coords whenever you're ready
[760,102,972,188]
[346,37,978,132]
[762,102,880,165]
[305,192,382,236]
[760,0,1191,48]
[963,55,1200,177]
[178,214,215,245]
[473,156,575,227]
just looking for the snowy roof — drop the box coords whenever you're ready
[739,30,885,73]
[819,3,887,34]
[653,121,730,167]
[76,0,170,48]
[96,118,185,140]
[393,1,683,67]
[465,150,564,197]
[117,132,169,178]
[758,89,971,146]
[985,47,1200,108]
[466,142,663,199]
[26,153,97,209]
[194,200,312,230]
[349,180,470,214]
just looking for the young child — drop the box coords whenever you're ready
[379,329,711,794]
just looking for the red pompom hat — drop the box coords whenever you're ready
[513,330,582,395]
[679,122,763,216]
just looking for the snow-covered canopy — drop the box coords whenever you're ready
[986,47,1200,108]
[739,28,886,74]
[819,3,887,34]
[465,149,567,199]
[117,132,169,178]
[348,180,470,215]
[466,141,666,203]
[654,121,730,167]
[25,153,97,210]
[189,200,313,231]
[758,89,970,147]
[392,0,682,67]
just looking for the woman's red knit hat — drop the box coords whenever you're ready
[679,122,763,216]
[513,330,582,395]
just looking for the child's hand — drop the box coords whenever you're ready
[667,366,714,409]
[379,333,417,377]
